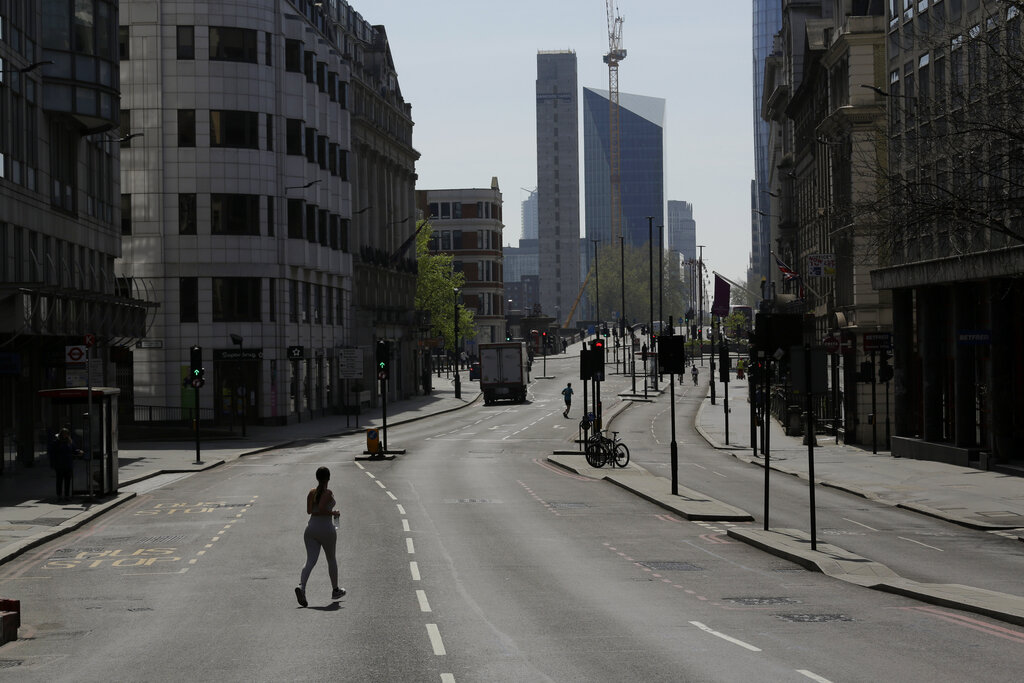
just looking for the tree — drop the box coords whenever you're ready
[584,241,686,327]
[414,221,474,349]
[853,2,1024,262]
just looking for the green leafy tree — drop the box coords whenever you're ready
[584,241,686,327]
[414,221,474,349]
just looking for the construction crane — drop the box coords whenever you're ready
[604,0,626,243]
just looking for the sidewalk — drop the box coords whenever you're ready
[696,375,1024,626]
[0,377,480,566]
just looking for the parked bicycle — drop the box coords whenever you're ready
[584,430,630,468]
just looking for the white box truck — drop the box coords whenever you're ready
[478,342,529,405]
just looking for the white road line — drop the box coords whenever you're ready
[386,491,397,500]
[355,462,365,470]
[797,669,834,682]
[376,480,386,489]
[440,675,455,683]
[713,471,727,478]
[406,538,415,554]
[689,621,762,652]
[842,517,878,531]
[899,536,944,551]
[416,589,432,612]
[402,519,411,532]
[426,623,447,655]
[410,561,421,581]
[365,472,376,479]
[397,504,406,515]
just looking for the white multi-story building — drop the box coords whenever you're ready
[118,0,386,425]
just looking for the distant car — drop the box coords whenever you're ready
[469,361,480,380]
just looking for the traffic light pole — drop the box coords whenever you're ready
[194,384,201,464]
[871,350,878,455]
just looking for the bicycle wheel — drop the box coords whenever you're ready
[584,437,604,468]
[614,442,630,467]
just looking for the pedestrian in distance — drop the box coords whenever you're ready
[691,364,699,386]
[295,466,345,607]
[561,382,574,418]
[48,427,81,503]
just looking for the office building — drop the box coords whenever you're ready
[536,50,581,327]
[667,200,696,262]
[118,0,414,425]
[418,180,505,348]
[521,188,539,240]
[751,0,783,288]
[582,87,665,250]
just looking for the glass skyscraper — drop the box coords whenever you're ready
[582,87,665,250]
[752,0,782,285]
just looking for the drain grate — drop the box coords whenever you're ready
[637,561,703,572]
[725,596,801,606]
[0,660,22,669]
[127,607,153,612]
[775,613,853,623]
[443,499,502,504]
[136,535,189,545]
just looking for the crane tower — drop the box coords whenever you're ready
[603,0,626,243]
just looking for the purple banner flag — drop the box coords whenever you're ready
[711,274,730,317]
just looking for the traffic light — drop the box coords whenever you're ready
[878,351,893,382]
[857,360,874,383]
[591,340,605,380]
[376,340,389,379]
[189,345,205,387]
[657,336,687,374]
[719,346,730,383]
[602,325,610,338]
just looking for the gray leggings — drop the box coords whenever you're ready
[299,517,338,589]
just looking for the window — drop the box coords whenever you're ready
[328,143,338,175]
[317,135,327,169]
[209,110,259,149]
[316,62,326,92]
[452,202,462,219]
[286,118,303,155]
[119,108,132,147]
[339,81,348,109]
[121,193,131,234]
[266,113,273,151]
[212,277,261,322]
[306,204,317,242]
[179,193,197,234]
[266,195,275,237]
[339,149,348,181]
[304,51,314,83]
[290,280,299,323]
[180,277,198,322]
[178,109,196,147]
[211,194,260,235]
[209,27,257,63]
[265,32,273,66]
[176,26,195,60]
[50,119,77,212]
[305,127,315,162]
[285,39,302,72]
[288,199,304,238]
[268,278,277,321]
[119,25,129,59]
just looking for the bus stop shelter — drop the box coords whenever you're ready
[37,387,120,497]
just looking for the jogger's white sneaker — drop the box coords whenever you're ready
[332,587,346,600]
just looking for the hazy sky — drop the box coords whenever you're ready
[371,1,755,284]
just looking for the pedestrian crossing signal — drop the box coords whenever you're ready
[376,340,390,379]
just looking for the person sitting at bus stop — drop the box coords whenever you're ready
[48,427,82,503]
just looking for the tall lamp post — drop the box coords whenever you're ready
[453,287,461,399]
[698,245,706,366]
[647,216,657,391]
[657,224,663,388]
[619,235,626,374]
[230,333,246,437]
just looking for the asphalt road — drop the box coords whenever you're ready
[1,353,1022,681]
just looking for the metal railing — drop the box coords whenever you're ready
[132,404,214,424]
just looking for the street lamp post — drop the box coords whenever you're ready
[453,287,461,399]
[647,217,657,391]
[591,238,601,327]
[698,245,706,367]
[230,333,246,437]
[657,224,663,388]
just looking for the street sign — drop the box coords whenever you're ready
[957,329,991,345]
[862,332,892,352]
[823,335,840,354]
[83,333,96,347]
[287,345,304,360]
[65,345,87,363]
[339,348,363,379]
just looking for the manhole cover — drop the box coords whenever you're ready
[775,613,853,623]
[31,518,67,527]
[725,596,801,606]
[548,502,589,509]
[637,561,703,572]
